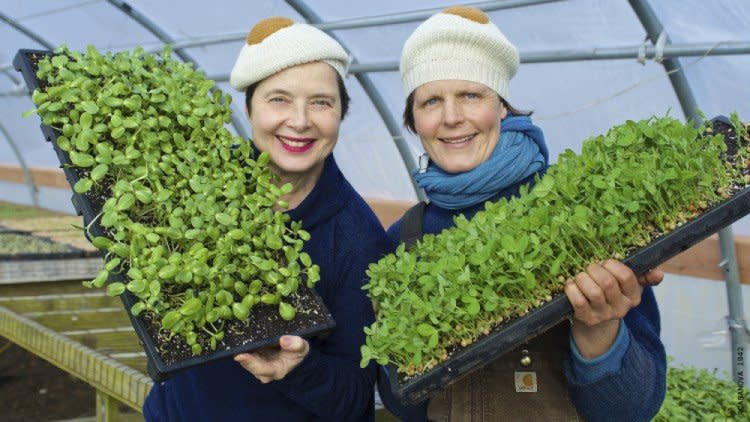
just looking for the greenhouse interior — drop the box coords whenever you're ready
[1,0,749,420]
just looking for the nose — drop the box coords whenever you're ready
[286,103,311,132]
[443,99,464,127]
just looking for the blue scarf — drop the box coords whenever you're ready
[412,114,548,210]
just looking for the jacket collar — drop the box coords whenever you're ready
[286,154,350,230]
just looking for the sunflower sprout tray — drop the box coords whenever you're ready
[14,48,336,381]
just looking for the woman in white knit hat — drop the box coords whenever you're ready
[379,6,667,421]
[144,17,390,421]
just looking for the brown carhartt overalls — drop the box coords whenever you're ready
[425,323,582,421]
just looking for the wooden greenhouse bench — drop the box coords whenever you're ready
[0,279,402,422]
[0,281,150,421]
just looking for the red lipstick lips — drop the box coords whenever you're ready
[277,135,316,153]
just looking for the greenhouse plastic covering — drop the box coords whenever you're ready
[1,0,749,231]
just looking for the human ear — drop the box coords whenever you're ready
[499,102,508,120]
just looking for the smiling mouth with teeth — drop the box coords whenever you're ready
[276,135,316,153]
[277,135,314,146]
[439,133,477,144]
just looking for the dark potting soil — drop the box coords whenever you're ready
[27,52,49,91]
[0,338,95,421]
[715,118,741,161]
[142,283,332,366]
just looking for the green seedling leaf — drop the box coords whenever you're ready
[104,258,121,271]
[130,302,146,316]
[158,265,177,279]
[161,311,181,330]
[116,193,135,211]
[81,101,99,114]
[279,302,296,321]
[92,236,112,249]
[90,163,109,182]
[261,293,280,305]
[106,282,126,296]
[126,279,146,293]
[179,298,202,316]
[92,270,109,288]
[265,234,283,250]
[232,302,250,320]
[73,178,93,193]
[70,152,95,167]
[215,213,234,226]
[416,323,437,338]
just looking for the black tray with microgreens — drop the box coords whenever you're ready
[14,47,336,381]
[0,230,99,260]
[362,114,750,404]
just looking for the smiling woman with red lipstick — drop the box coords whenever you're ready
[378,6,667,422]
[244,60,344,209]
[144,17,390,422]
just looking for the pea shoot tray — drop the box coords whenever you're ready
[14,48,336,381]
[387,116,750,405]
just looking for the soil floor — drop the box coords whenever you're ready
[0,337,96,422]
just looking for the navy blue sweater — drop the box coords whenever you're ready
[144,156,390,421]
[382,171,666,422]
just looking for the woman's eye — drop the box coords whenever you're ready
[424,98,438,106]
[465,92,479,99]
[312,99,332,107]
[269,97,287,103]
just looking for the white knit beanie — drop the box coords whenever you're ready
[230,17,349,92]
[400,6,519,100]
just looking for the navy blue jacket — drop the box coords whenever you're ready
[144,156,389,421]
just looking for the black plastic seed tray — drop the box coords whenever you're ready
[12,49,50,95]
[0,248,100,261]
[388,116,750,405]
[0,229,99,261]
[14,48,336,381]
[137,282,335,382]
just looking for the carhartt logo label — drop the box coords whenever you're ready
[514,371,537,393]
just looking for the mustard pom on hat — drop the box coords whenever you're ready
[400,6,519,99]
[246,17,294,45]
[230,17,349,92]
[442,6,490,23]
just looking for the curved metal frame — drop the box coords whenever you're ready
[0,11,50,85]
[128,0,563,54]
[315,0,561,31]
[628,0,700,123]
[0,11,54,49]
[0,11,54,206]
